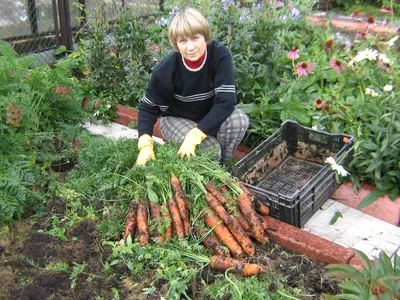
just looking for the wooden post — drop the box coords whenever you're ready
[57,0,73,51]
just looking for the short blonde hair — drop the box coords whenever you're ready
[168,7,212,51]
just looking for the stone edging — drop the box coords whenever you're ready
[306,15,398,35]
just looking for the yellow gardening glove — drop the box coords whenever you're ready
[177,128,207,158]
[135,134,155,166]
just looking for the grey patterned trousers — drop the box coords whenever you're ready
[160,108,249,163]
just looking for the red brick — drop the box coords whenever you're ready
[263,216,355,265]
[114,105,138,127]
[348,256,368,271]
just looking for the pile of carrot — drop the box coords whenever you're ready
[122,176,271,277]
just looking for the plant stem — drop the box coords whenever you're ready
[277,289,301,300]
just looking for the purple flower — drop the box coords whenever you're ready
[330,58,343,74]
[380,6,394,14]
[314,98,325,108]
[296,62,314,76]
[287,48,299,60]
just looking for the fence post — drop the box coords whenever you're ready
[27,0,39,35]
[57,0,73,51]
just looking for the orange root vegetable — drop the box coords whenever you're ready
[236,181,255,198]
[183,205,190,237]
[206,193,255,257]
[137,202,150,246]
[253,199,270,216]
[255,211,269,230]
[168,197,185,239]
[194,226,230,257]
[232,208,253,237]
[210,255,264,276]
[161,203,173,242]
[204,182,227,204]
[149,201,164,243]
[203,209,245,259]
[170,176,188,220]
[238,193,269,243]
[123,199,139,242]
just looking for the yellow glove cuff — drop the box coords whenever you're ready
[138,134,154,150]
[186,128,207,145]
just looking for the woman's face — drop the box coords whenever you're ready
[176,34,207,61]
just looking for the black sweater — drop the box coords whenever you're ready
[138,40,237,137]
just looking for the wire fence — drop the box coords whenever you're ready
[0,0,162,64]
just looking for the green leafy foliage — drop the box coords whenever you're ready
[68,8,154,107]
[0,40,86,223]
[324,249,400,299]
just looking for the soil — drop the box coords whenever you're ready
[0,208,342,300]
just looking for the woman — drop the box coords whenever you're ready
[136,7,249,166]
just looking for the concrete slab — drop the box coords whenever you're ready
[83,121,164,145]
[305,199,400,260]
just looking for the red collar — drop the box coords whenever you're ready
[184,50,206,69]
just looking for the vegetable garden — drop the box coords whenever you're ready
[1,0,399,299]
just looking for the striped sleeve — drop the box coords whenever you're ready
[138,71,173,137]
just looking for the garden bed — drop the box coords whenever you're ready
[0,217,341,299]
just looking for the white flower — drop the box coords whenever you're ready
[378,53,391,64]
[325,157,350,177]
[383,84,393,92]
[365,87,379,97]
[354,48,379,62]
[386,36,398,48]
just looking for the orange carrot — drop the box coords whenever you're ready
[168,197,185,239]
[123,199,138,242]
[232,208,253,237]
[255,211,269,229]
[204,182,227,204]
[183,204,190,237]
[137,202,150,246]
[203,209,245,259]
[161,203,173,242]
[193,226,230,257]
[253,199,270,216]
[206,193,255,257]
[236,181,255,199]
[210,255,263,276]
[149,201,164,243]
[238,193,269,243]
[170,176,188,220]
[171,176,190,236]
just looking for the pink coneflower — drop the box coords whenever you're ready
[330,58,343,74]
[296,62,314,76]
[287,48,299,60]
[349,9,364,18]
[380,6,394,14]
[355,31,371,39]
[321,103,331,112]
[276,1,283,8]
[288,2,294,9]
[378,60,391,72]
[365,16,375,30]
[314,98,325,108]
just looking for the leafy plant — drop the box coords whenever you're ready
[324,248,400,299]
[70,7,154,107]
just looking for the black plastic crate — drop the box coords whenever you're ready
[229,120,354,228]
